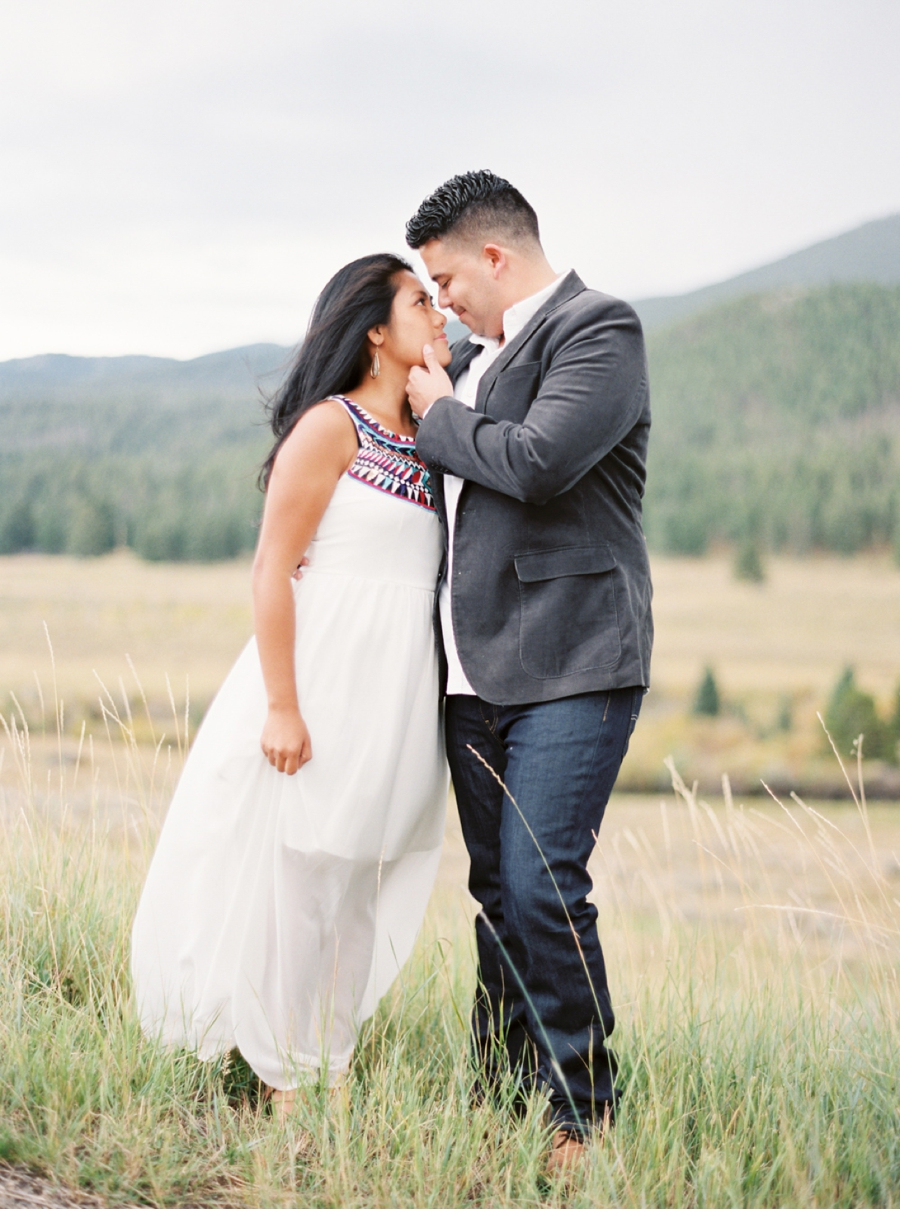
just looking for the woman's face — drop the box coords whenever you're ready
[378,272,452,372]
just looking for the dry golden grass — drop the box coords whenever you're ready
[2,548,899,794]
[651,550,900,699]
[0,551,253,725]
[3,547,899,708]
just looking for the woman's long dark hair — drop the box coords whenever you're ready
[260,252,413,488]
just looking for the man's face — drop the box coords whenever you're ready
[419,238,505,339]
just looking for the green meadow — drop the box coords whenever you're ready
[1,550,899,1207]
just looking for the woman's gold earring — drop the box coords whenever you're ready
[370,350,380,379]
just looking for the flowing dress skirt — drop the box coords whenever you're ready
[131,474,448,1087]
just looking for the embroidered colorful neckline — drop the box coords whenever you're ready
[331,395,435,512]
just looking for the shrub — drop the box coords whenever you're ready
[889,681,900,749]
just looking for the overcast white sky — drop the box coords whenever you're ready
[2,0,899,359]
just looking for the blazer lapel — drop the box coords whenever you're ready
[474,270,586,413]
[448,337,480,386]
[429,462,448,525]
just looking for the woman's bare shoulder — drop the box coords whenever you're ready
[293,395,357,437]
[265,400,358,495]
[275,398,357,467]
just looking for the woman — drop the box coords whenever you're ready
[131,253,451,1113]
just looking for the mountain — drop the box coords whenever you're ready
[0,344,289,395]
[0,344,290,455]
[643,282,900,555]
[633,212,900,331]
[2,242,900,563]
[0,345,292,561]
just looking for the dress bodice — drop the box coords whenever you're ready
[297,396,442,593]
[336,395,434,513]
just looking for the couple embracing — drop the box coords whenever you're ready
[131,170,653,1172]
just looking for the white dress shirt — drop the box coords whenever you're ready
[439,273,566,696]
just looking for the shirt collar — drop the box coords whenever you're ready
[467,272,568,350]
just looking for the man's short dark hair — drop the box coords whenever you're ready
[405,170,540,250]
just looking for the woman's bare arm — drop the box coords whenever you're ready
[252,400,357,774]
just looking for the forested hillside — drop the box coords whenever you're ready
[0,345,288,560]
[1,283,898,562]
[644,282,900,555]
[634,211,900,330]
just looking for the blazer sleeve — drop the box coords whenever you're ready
[416,300,648,506]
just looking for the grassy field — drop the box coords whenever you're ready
[1,551,900,1205]
[1,721,898,1207]
[3,548,899,792]
[4,549,900,710]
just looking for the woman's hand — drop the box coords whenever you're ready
[252,399,356,779]
[261,706,312,775]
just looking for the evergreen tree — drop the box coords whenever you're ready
[135,514,187,562]
[0,499,35,553]
[67,499,116,557]
[33,505,67,553]
[775,694,793,733]
[734,537,766,583]
[694,666,721,717]
[823,666,894,761]
[185,512,245,561]
[888,681,900,758]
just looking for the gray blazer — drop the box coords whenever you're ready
[416,270,653,704]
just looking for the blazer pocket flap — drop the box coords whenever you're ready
[500,359,542,375]
[514,545,617,583]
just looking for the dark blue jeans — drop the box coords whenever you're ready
[445,687,643,1135]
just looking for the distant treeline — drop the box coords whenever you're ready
[0,344,280,562]
[0,450,264,561]
[1,286,899,562]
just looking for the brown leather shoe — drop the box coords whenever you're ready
[548,1128,586,1174]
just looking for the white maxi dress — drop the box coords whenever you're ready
[131,396,448,1088]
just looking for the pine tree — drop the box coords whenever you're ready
[693,667,721,717]
[823,667,894,761]
[888,681,900,761]
[775,694,793,733]
[66,499,116,557]
[733,537,765,583]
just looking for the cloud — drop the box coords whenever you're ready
[1,0,899,356]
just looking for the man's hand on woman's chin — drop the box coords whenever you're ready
[407,344,454,416]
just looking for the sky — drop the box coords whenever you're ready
[1,0,899,360]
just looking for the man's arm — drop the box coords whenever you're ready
[415,302,647,507]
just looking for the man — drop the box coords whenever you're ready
[405,170,652,1171]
